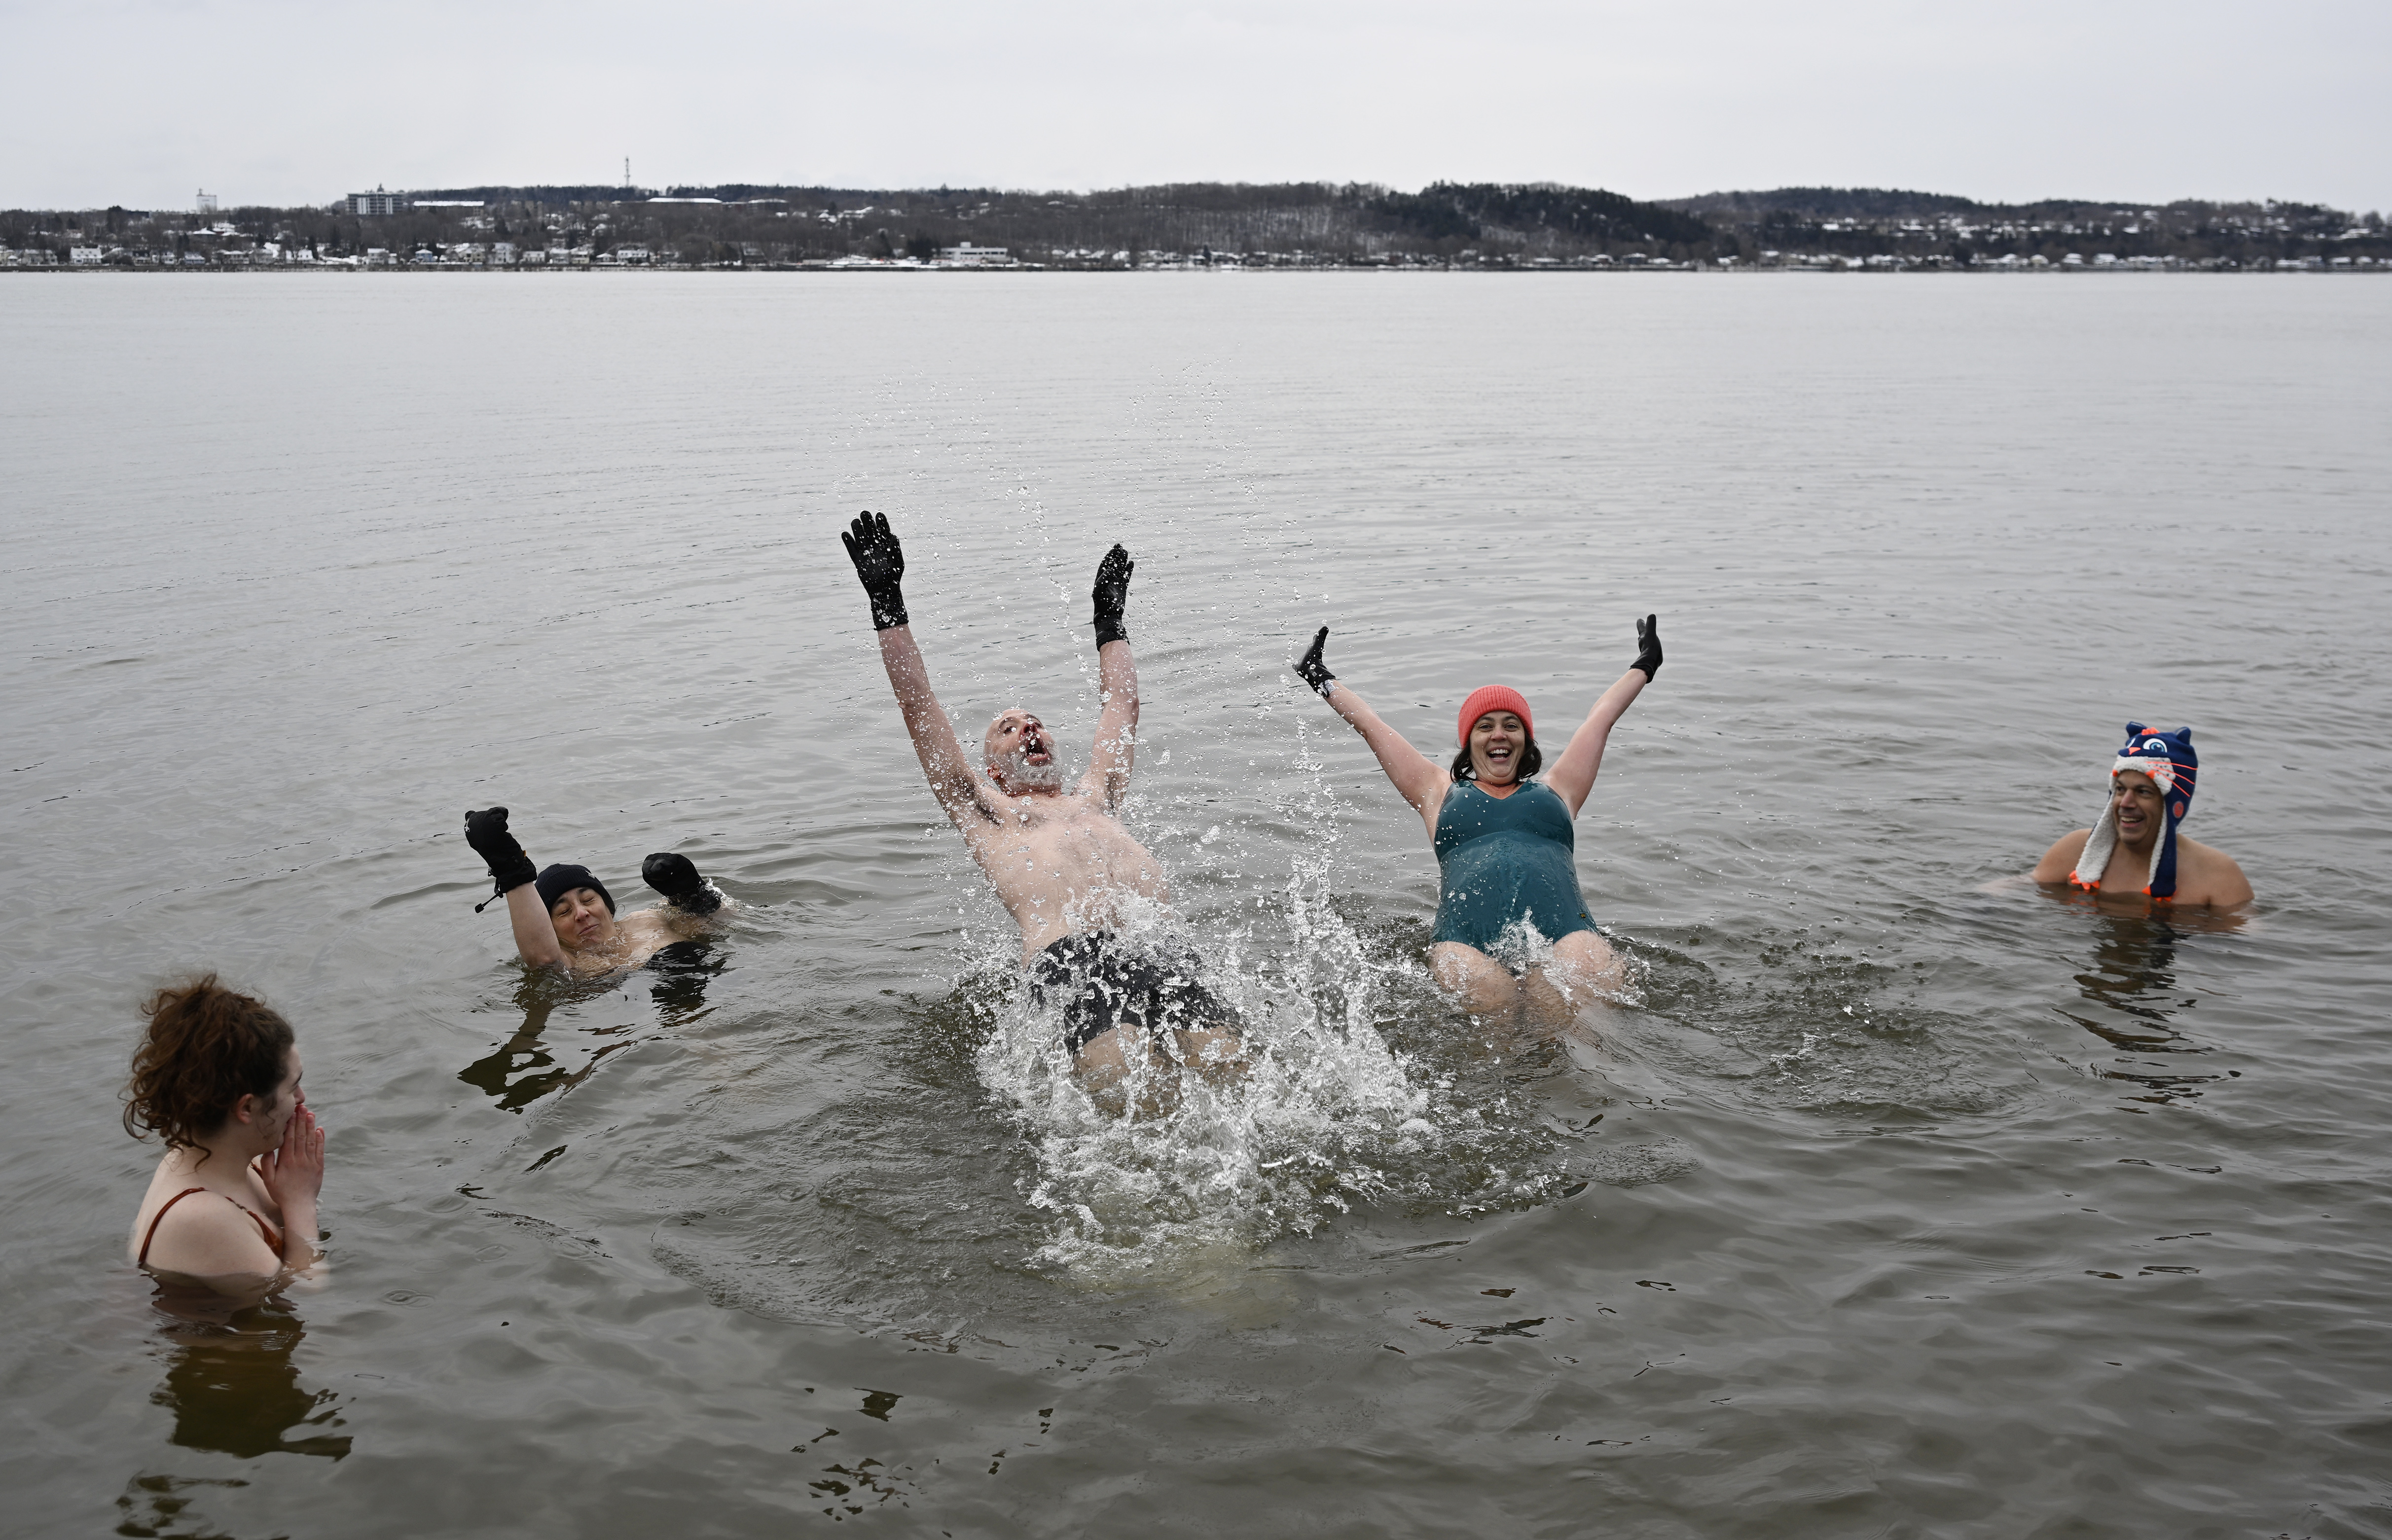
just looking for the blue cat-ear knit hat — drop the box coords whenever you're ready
[2070,723,2198,898]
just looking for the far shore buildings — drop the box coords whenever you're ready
[9,189,2381,274]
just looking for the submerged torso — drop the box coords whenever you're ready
[563,909,689,975]
[1431,779,1594,952]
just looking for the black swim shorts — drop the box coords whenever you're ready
[1029,931,1239,1056]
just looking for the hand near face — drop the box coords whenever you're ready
[261,1104,326,1210]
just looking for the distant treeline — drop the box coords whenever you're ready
[6,181,2387,272]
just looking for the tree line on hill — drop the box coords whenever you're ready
[4,181,2385,270]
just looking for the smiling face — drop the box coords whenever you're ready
[2110,769,2166,849]
[986,708,1065,793]
[549,887,617,952]
[1468,711,1527,785]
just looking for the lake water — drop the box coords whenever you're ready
[4,271,2389,1538]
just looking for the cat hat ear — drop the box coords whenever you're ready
[2071,724,2199,898]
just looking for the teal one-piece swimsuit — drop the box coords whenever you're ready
[1431,779,1595,951]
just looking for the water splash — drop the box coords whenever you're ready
[973,860,1442,1280]
[973,894,1636,1276]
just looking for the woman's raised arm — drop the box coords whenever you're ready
[1545,615,1661,817]
[1294,627,1450,830]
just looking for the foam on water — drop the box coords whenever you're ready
[974,862,1434,1277]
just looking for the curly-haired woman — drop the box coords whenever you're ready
[124,975,325,1296]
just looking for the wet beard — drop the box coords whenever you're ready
[1003,750,1067,792]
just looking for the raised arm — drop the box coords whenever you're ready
[1082,543,1139,809]
[465,806,567,970]
[844,512,995,825]
[1293,627,1450,831]
[1544,614,1661,817]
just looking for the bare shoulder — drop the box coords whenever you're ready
[1420,772,1457,837]
[139,1190,277,1277]
[2177,837,2254,907]
[2032,828,2093,884]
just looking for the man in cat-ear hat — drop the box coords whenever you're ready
[2033,723,2251,907]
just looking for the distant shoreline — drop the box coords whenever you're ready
[8,261,2383,277]
[12,181,2384,276]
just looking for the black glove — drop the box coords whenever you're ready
[1632,614,1663,680]
[1294,626,1337,696]
[465,807,538,898]
[1091,543,1133,647]
[841,511,908,630]
[643,852,723,916]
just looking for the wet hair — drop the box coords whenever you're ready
[1450,729,1543,783]
[122,974,295,1161]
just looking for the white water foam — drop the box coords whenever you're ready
[972,858,1437,1278]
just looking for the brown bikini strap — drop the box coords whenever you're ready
[137,1187,283,1266]
[137,1187,208,1267]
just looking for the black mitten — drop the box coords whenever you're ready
[1632,614,1663,681]
[643,852,723,916]
[465,807,537,896]
[1294,626,1337,696]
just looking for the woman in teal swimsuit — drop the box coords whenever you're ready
[1292,616,1662,1017]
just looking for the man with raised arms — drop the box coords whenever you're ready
[2032,722,2252,908]
[841,512,1241,1110]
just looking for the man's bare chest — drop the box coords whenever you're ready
[970,807,1148,876]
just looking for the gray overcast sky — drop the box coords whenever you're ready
[5,0,2386,212]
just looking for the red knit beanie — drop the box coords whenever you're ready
[1456,685,1533,746]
